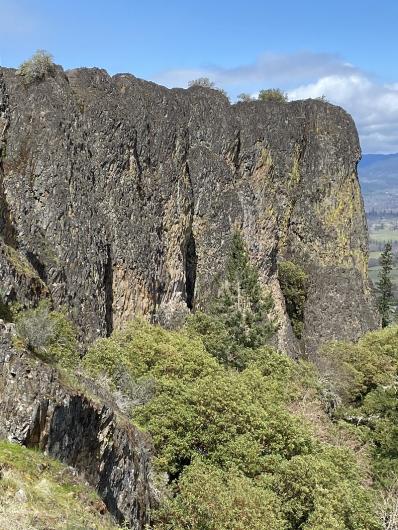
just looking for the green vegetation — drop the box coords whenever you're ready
[82,317,381,529]
[278,260,308,339]
[187,231,277,369]
[16,50,55,83]
[319,325,398,486]
[154,460,285,530]
[258,88,288,102]
[0,440,122,530]
[377,242,394,327]
[15,302,80,368]
[368,215,398,307]
[4,231,398,529]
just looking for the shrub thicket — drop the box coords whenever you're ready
[318,325,398,487]
[83,318,380,529]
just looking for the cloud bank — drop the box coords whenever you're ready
[153,52,398,154]
[288,74,398,154]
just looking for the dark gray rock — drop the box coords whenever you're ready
[0,65,379,354]
[0,339,155,528]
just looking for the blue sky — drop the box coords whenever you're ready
[1,0,398,153]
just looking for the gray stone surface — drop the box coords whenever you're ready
[0,65,379,354]
[0,338,155,528]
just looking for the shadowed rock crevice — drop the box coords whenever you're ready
[185,228,197,310]
[104,243,114,336]
[26,250,48,283]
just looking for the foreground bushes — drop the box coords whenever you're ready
[83,318,381,529]
[154,460,285,530]
[11,297,397,528]
[319,326,398,487]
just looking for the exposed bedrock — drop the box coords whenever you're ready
[0,66,378,354]
[0,338,155,528]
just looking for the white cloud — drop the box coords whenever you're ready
[154,51,358,89]
[288,75,398,154]
[152,52,398,153]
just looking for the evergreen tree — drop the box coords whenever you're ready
[212,232,277,351]
[377,242,394,327]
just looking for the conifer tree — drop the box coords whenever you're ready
[377,242,394,327]
[212,231,277,351]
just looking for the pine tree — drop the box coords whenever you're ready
[212,231,277,352]
[377,242,394,327]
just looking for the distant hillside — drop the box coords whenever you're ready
[359,153,398,211]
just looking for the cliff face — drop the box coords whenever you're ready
[0,66,378,353]
[0,336,155,528]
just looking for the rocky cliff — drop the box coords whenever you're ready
[0,334,155,528]
[0,65,378,354]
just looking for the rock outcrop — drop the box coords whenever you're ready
[0,337,155,528]
[0,65,378,354]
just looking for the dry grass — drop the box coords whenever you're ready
[288,388,374,486]
[0,441,122,530]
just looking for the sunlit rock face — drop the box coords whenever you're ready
[0,66,378,354]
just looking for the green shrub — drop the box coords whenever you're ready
[185,311,236,365]
[318,327,398,406]
[270,447,381,529]
[278,260,308,339]
[83,318,219,385]
[15,303,79,368]
[16,50,55,83]
[153,460,285,530]
[135,365,313,475]
[318,325,398,489]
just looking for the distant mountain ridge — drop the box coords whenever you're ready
[359,153,398,211]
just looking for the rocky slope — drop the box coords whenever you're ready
[0,65,378,354]
[0,334,155,528]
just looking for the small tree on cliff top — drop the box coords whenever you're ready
[258,88,288,102]
[17,50,55,83]
[377,242,394,327]
[188,77,228,98]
